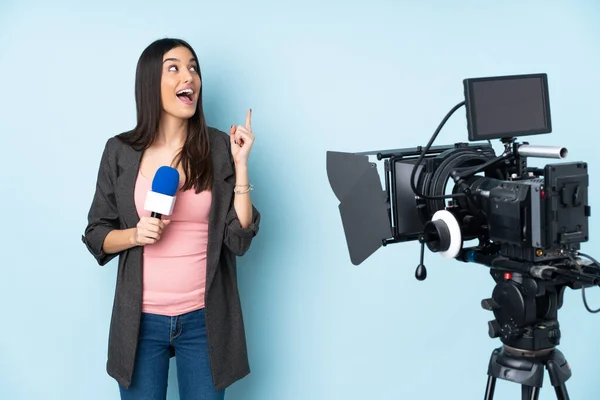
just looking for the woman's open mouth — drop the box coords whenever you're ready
[176,88,195,105]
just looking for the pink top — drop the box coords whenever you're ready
[134,171,212,316]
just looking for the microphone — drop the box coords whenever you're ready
[144,166,180,218]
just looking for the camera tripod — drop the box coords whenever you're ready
[483,344,571,400]
[415,222,600,398]
[475,261,584,400]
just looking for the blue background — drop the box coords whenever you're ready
[1,0,599,399]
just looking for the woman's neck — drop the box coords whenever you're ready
[156,113,188,148]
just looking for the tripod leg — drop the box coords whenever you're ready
[545,350,571,400]
[521,385,530,400]
[529,387,540,400]
[484,375,496,400]
[554,384,570,400]
[520,385,540,400]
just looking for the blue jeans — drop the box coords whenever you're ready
[119,308,225,400]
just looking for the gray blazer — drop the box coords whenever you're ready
[81,127,261,391]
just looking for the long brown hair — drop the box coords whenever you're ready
[118,38,212,193]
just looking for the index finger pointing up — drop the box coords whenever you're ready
[246,108,252,131]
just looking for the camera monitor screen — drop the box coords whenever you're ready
[464,73,552,141]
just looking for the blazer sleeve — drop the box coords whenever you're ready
[81,138,120,266]
[223,202,261,256]
[221,131,261,256]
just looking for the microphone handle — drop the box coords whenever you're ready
[151,211,162,219]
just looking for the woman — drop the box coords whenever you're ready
[82,38,261,400]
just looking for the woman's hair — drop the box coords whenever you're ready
[118,38,212,193]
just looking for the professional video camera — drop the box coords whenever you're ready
[326,73,600,399]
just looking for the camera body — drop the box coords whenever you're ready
[393,141,591,267]
[461,162,589,262]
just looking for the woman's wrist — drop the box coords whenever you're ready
[234,163,248,186]
[103,227,138,254]
[128,228,138,246]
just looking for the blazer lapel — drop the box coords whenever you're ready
[117,144,143,229]
[205,130,235,292]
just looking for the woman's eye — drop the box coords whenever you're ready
[168,65,178,71]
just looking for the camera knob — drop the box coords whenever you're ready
[488,320,501,338]
[481,298,500,311]
[548,328,561,345]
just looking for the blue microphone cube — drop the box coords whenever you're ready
[152,166,180,196]
[144,166,180,217]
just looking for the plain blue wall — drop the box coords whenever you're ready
[1,0,599,399]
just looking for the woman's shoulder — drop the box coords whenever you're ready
[207,126,233,154]
[107,130,147,153]
[207,126,235,168]
[207,126,229,145]
[94,131,140,168]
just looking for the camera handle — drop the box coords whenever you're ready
[416,240,427,281]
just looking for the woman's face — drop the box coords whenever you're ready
[160,46,201,120]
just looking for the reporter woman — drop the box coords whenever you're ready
[82,38,261,400]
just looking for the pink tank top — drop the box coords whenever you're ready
[134,171,212,316]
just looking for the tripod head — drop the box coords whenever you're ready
[460,248,600,352]
[475,252,600,400]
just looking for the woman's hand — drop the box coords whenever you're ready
[230,109,255,166]
[132,217,171,246]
